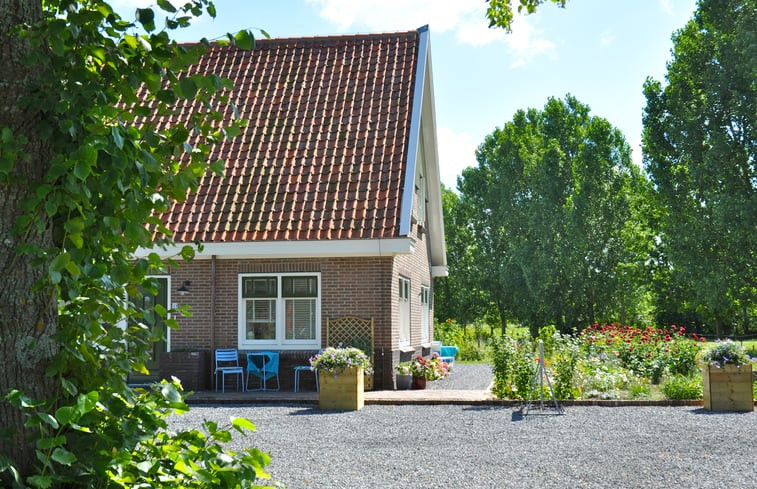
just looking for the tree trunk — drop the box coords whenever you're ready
[0,0,59,475]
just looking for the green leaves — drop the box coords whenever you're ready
[234,29,256,50]
[457,95,647,331]
[643,0,756,332]
[136,8,156,31]
[2,0,271,486]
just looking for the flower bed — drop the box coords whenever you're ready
[491,324,755,401]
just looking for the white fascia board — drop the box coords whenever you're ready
[418,35,447,270]
[431,265,449,278]
[398,25,430,237]
[135,238,415,260]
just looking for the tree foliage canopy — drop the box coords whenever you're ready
[456,95,650,332]
[0,1,269,486]
[485,0,568,31]
[643,0,756,334]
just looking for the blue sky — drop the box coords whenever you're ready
[113,0,698,189]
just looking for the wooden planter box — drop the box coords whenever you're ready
[159,350,210,391]
[318,366,364,411]
[703,364,754,412]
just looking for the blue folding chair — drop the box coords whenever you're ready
[246,352,280,391]
[214,349,244,393]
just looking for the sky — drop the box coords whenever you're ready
[111,0,699,189]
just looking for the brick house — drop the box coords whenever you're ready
[139,26,447,391]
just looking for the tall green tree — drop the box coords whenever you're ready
[1,1,268,486]
[434,185,493,327]
[643,0,756,336]
[459,95,651,333]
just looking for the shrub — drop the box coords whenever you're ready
[552,334,580,400]
[490,336,536,399]
[434,319,489,361]
[661,375,703,400]
[628,380,652,399]
[490,336,517,399]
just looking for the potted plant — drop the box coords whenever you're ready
[409,353,450,389]
[395,361,414,390]
[310,347,373,410]
[702,339,754,411]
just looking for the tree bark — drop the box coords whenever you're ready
[0,0,59,475]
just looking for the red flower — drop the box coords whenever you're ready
[700,337,706,342]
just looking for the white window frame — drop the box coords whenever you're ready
[420,285,430,344]
[399,276,411,347]
[238,273,321,350]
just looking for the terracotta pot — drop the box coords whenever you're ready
[412,376,427,390]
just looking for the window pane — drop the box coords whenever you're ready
[242,277,277,298]
[245,299,276,340]
[285,298,316,340]
[282,276,317,297]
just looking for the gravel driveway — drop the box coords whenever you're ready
[172,402,756,488]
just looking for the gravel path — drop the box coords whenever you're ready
[426,362,493,390]
[171,402,757,488]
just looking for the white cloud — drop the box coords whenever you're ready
[305,0,482,34]
[659,0,674,16]
[503,14,555,68]
[306,0,556,66]
[436,125,479,190]
[600,31,615,47]
[455,18,507,46]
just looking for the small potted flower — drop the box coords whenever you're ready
[409,353,450,389]
[395,361,414,390]
[702,339,754,411]
[310,346,373,410]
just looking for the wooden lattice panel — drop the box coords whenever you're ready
[326,316,374,355]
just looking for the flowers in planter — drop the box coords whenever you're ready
[310,346,373,375]
[704,339,752,368]
[408,354,450,380]
[395,361,414,376]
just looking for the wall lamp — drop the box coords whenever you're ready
[177,280,191,296]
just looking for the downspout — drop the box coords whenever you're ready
[210,254,217,387]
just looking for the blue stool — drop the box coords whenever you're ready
[293,366,318,392]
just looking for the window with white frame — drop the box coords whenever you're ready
[399,276,410,346]
[239,273,320,349]
[420,285,430,343]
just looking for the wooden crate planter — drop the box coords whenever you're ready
[318,367,364,411]
[703,364,754,412]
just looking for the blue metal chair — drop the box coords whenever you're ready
[214,349,245,393]
[246,352,280,391]
[293,365,319,392]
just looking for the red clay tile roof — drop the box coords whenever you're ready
[155,30,420,243]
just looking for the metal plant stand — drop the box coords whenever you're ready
[522,340,564,416]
